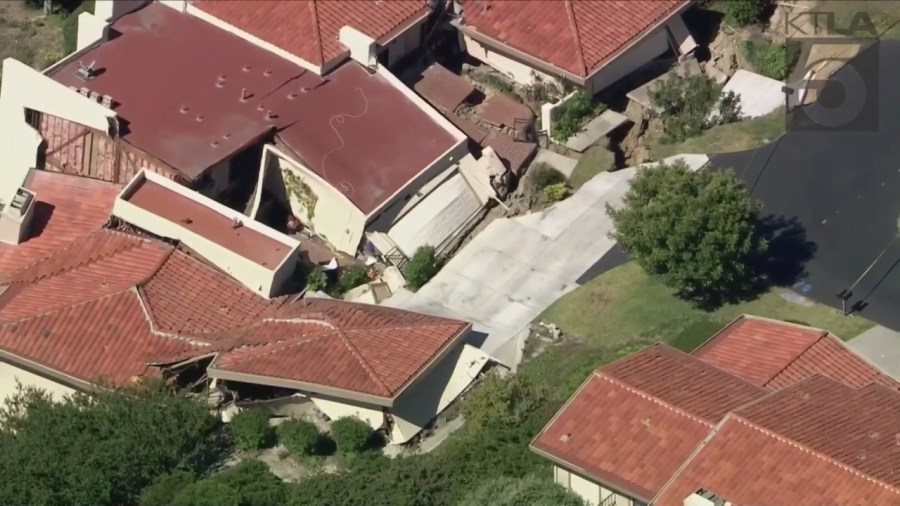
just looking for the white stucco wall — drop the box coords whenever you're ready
[381,20,424,67]
[462,34,558,86]
[0,361,75,405]
[584,27,670,95]
[0,58,116,205]
[553,465,637,506]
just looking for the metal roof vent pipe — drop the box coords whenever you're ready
[0,186,36,246]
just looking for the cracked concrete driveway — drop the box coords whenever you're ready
[384,167,636,369]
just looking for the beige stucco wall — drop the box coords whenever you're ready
[264,144,366,255]
[114,171,300,298]
[381,19,424,67]
[0,361,75,405]
[462,34,559,86]
[553,465,638,506]
[0,58,116,205]
[584,27,670,95]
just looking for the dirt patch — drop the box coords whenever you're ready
[0,2,66,75]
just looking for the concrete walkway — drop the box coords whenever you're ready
[847,325,900,380]
[384,167,636,369]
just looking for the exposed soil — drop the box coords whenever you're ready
[0,2,65,75]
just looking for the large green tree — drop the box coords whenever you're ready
[608,162,767,307]
[0,382,225,506]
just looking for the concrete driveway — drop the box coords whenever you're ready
[384,167,636,368]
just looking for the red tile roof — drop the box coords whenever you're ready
[193,0,430,67]
[477,94,534,129]
[652,414,900,506]
[413,63,476,113]
[0,171,121,279]
[0,172,469,397]
[531,345,767,501]
[458,0,688,78]
[694,315,900,390]
[735,375,900,488]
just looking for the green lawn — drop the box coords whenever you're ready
[568,145,615,190]
[647,111,785,161]
[540,262,873,353]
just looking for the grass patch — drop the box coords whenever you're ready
[740,40,801,80]
[647,110,785,160]
[540,262,874,350]
[568,145,615,190]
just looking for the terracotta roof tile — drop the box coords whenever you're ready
[532,372,714,501]
[602,344,768,422]
[477,94,534,129]
[652,415,900,506]
[0,290,196,386]
[208,299,469,398]
[0,171,120,279]
[694,316,899,391]
[459,0,687,78]
[735,375,900,487]
[482,131,536,174]
[193,0,430,67]
[693,316,826,387]
[413,63,476,113]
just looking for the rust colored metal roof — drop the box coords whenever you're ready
[652,414,900,505]
[531,344,768,500]
[413,63,475,113]
[458,0,688,78]
[49,2,319,179]
[276,62,460,214]
[693,315,899,391]
[735,375,900,488]
[477,94,533,129]
[124,178,292,268]
[446,113,488,144]
[482,131,535,174]
[193,0,430,67]
[0,171,121,279]
[206,298,469,398]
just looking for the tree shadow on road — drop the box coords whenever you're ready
[754,214,818,288]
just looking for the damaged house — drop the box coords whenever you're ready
[0,167,492,444]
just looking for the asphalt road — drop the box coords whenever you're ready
[711,40,900,330]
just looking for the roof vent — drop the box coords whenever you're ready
[75,60,96,81]
[641,416,653,427]
[559,433,571,443]
[0,187,36,246]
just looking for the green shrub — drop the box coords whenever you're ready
[650,73,742,143]
[305,266,328,293]
[739,40,801,80]
[461,373,545,430]
[551,91,606,142]
[140,471,196,506]
[229,410,273,452]
[404,245,441,290]
[722,0,769,27]
[330,417,375,455]
[337,265,368,293]
[277,419,322,456]
[213,460,288,506]
[528,163,567,190]
[62,1,94,54]
[172,480,239,506]
[543,183,568,203]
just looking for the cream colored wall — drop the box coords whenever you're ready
[0,361,75,405]
[113,171,300,298]
[461,34,558,86]
[552,465,638,506]
[265,145,366,255]
[382,20,424,67]
[584,27,670,95]
[0,58,116,204]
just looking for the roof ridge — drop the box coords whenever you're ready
[597,372,714,428]
[650,414,732,504]
[731,414,900,493]
[309,0,326,66]
[216,331,333,366]
[563,0,588,76]
[762,331,828,387]
[134,286,211,348]
[825,333,900,389]
[334,327,392,396]
[1,287,134,324]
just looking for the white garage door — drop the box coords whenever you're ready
[388,173,482,257]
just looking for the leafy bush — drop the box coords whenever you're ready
[337,265,369,293]
[607,161,767,308]
[404,245,441,290]
[305,266,328,293]
[172,480,239,506]
[140,471,196,506]
[213,460,289,506]
[461,372,545,430]
[0,382,223,506]
[528,163,567,190]
[460,475,585,506]
[543,183,568,203]
[229,410,273,451]
[63,1,94,54]
[551,91,606,142]
[330,417,375,455]
[650,73,742,143]
[740,40,801,80]
[722,0,770,27]
[277,419,323,456]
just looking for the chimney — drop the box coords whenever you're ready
[339,26,377,68]
[0,187,36,245]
